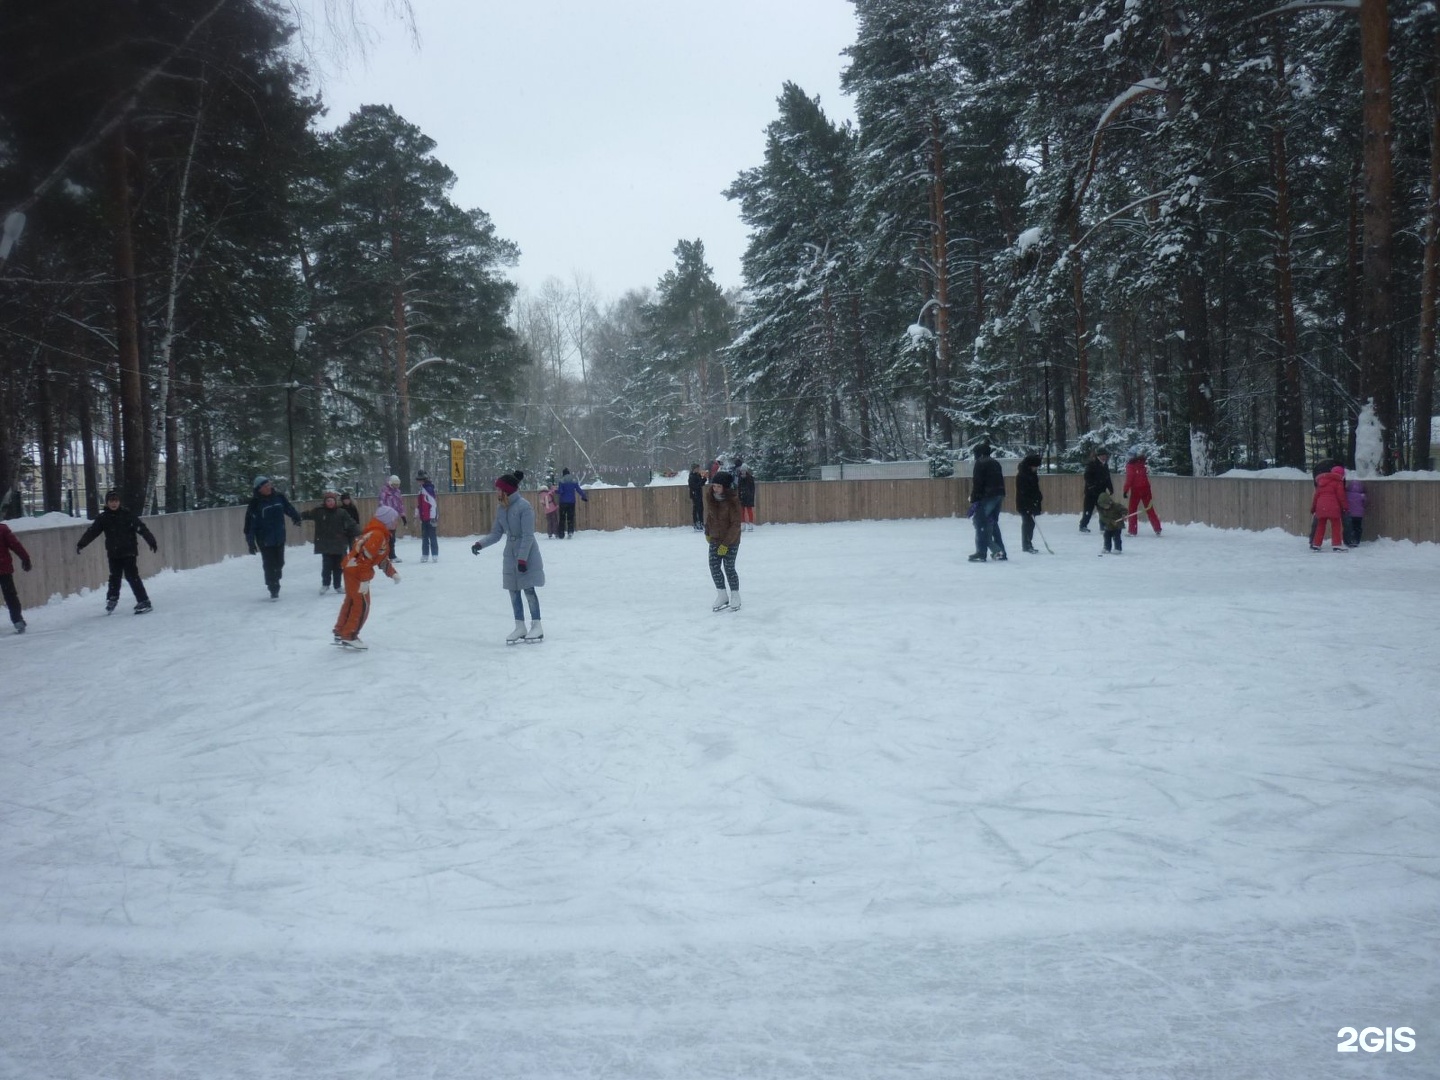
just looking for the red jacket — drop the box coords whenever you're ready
[1123,458,1151,498]
[1311,467,1348,519]
[343,517,398,582]
[0,522,31,576]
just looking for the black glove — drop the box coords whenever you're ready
[248,544,258,556]
[401,515,408,526]
[470,541,482,555]
[75,544,82,555]
[517,559,527,573]
[147,540,157,553]
[20,558,31,572]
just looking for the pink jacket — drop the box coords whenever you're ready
[541,488,558,515]
[379,483,405,517]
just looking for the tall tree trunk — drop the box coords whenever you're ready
[851,294,872,456]
[1272,31,1306,468]
[1414,29,1440,470]
[1359,0,1395,472]
[106,123,147,510]
[391,276,412,486]
[36,353,62,511]
[929,114,952,445]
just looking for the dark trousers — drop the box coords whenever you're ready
[260,544,285,594]
[691,496,704,529]
[420,521,438,558]
[1346,515,1363,546]
[708,543,739,590]
[1080,490,1103,529]
[107,555,150,603]
[559,503,577,537]
[1104,527,1123,553]
[1020,512,1037,550]
[1,573,20,623]
[321,552,343,588]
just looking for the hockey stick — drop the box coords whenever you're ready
[1033,519,1055,554]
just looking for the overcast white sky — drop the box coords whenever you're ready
[298,1,858,302]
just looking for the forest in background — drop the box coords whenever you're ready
[3,0,1438,518]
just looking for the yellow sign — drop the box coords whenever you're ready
[449,439,466,487]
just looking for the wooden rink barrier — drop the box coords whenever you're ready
[8,475,1438,613]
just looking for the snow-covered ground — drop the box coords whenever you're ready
[3,516,1437,1079]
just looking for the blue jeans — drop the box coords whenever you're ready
[510,588,541,621]
[972,495,1006,557]
[420,521,438,558]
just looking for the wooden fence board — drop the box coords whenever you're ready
[8,475,1437,614]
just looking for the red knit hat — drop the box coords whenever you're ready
[494,471,522,495]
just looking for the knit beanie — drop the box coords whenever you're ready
[374,505,400,529]
[495,470,523,495]
[711,471,734,488]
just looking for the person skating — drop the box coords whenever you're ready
[540,483,560,539]
[703,470,743,611]
[967,443,1008,562]
[1123,449,1162,536]
[0,520,33,632]
[555,467,587,538]
[416,470,440,562]
[1016,452,1044,553]
[1079,448,1112,532]
[333,504,401,650]
[1345,476,1367,547]
[1096,490,1126,555]
[379,475,406,561]
[244,476,302,599]
[471,471,546,643]
[76,490,158,613]
[737,467,757,531]
[687,463,706,531]
[338,490,361,524]
[1311,464,1349,552]
[300,490,359,594]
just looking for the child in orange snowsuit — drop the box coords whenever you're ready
[333,505,401,648]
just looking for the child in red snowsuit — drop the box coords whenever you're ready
[1123,450,1162,536]
[1310,465,1349,552]
[333,505,401,649]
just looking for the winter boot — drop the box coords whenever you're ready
[506,620,528,644]
[728,592,741,612]
[524,620,545,643]
[712,590,730,612]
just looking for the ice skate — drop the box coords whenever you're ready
[13,620,24,634]
[105,597,118,614]
[524,620,545,643]
[339,636,368,650]
[420,556,429,564]
[506,620,528,645]
[133,601,152,614]
[712,590,730,612]
[967,553,987,563]
[728,592,741,612]
[319,584,330,596]
[990,551,1008,561]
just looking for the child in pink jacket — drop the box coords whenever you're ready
[1310,465,1348,552]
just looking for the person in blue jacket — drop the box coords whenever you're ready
[244,475,302,599]
[555,467,588,538]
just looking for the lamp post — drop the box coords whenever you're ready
[288,325,308,496]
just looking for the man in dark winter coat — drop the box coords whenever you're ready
[1078,448,1112,532]
[1016,453,1044,553]
[0,521,33,632]
[301,490,360,593]
[244,476,302,599]
[968,443,1008,562]
[687,463,706,531]
[76,490,157,613]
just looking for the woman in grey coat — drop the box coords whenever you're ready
[470,470,545,643]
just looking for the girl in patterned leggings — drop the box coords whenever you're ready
[703,471,743,612]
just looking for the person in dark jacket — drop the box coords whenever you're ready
[338,490,361,524]
[76,490,157,613]
[0,521,33,632]
[244,475,302,599]
[1016,452,1044,553]
[555,467,587,538]
[687,463,706,531]
[737,467,757,531]
[1078,448,1112,532]
[301,490,360,593]
[968,443,1008,562]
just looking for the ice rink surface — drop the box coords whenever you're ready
[2,515,1436,1078]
